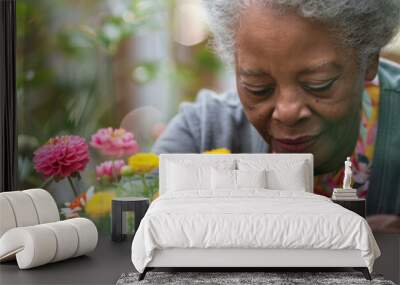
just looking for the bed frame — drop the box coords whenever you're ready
[140,248,371,280]
[138,154,372,281]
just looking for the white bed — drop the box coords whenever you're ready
[131,154,380,281]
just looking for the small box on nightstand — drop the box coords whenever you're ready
[332,198,366,218]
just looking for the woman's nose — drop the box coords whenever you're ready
[271,87,311,126]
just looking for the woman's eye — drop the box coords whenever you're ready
[244,85,275,97]
[302,77,339,93]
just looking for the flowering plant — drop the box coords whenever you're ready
[33,135,89,197]
[90,127,139,157]
[203,148,231,154]
[117,152,160,200]
[32,128,161,234]
[33,127,230,229]
[96,160,126,182]
[91,128,160,201]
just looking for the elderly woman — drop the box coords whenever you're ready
[152,1,400,231]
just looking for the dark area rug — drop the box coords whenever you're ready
[116,271,396,285]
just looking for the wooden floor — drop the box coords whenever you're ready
[0,235,134,285]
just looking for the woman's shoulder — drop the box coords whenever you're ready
[151,89,257,154]
[378,58,400,93]
[179,88,244,122]
[181,88,241,108]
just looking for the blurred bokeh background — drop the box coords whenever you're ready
[16,0,400,227]
[16,0,233,202]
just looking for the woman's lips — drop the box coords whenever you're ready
[273,136,317,152]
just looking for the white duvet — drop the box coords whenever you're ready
[131,190,380,273]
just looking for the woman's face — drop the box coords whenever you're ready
[235,5,378,175]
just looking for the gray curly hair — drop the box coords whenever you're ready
[202,0,400,65]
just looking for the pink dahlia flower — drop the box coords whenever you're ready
[96,160,126,181]
[90,127,139,157]
[33,135,89,179]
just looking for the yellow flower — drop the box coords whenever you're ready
[128,152,159,174]
[203,148,231,154]
[84,191,115,219]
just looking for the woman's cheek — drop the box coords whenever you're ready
[241,98,274,142]
[313,101,352,123]
[309,86,361,123]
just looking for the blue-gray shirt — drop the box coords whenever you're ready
[152,89,267,154]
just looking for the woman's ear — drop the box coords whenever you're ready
[365,53,380,81]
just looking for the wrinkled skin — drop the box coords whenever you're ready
[234,4,398,233]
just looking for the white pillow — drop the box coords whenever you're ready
[266,164,307,191]
[168,163,209,191]
[211,168,236,190]
[166,158,235,170]
[167,160,235,191]
[236,169,267,189]
[211,169,267,190]
[238,159,308,191]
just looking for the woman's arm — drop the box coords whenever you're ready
[151,89,246,154]
[151,109,200,154]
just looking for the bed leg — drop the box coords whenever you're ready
[138,268,148,281]
[354,267,371,280]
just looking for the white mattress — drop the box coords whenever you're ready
[131,190,380,273]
